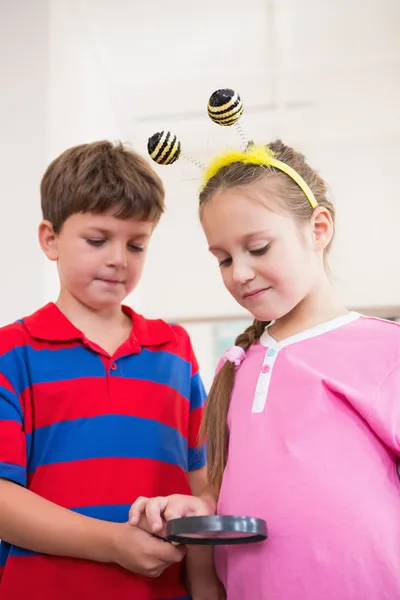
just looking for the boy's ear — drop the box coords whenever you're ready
[38,220,59,261]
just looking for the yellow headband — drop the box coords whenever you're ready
[201,145,318,209]
[147,89,318,210]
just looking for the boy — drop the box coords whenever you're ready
[0,141,208,600]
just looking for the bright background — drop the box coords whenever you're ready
[1,0,399,385]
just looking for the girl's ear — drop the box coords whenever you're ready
[311,206,334,251]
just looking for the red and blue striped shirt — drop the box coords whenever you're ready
[0,302,206,600]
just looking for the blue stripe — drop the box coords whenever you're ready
[0,462,26,486]
[156,597,190,600]
[0,348,30,398]
[119,349,192,400]
[73,503,130,522]
[0,386,23,421]
[188,445,206,471]
[4,544,35,558]
[190,372,206,410]
[0,345,105,396]
[0,345,194,401]
[27,415,188,472]
[0,505,131,561]
[0,541,11,565]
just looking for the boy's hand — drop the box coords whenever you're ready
[129,494,216,535]
[110,521,186,578]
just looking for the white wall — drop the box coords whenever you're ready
[0,0,49,325]
[1,0,399,346]
[40,0,400,320]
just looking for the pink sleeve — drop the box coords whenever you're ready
[364,362,400,454]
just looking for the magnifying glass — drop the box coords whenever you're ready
[165,515,267,546]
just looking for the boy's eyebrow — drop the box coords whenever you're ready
[85,227,151,239]
[209,229,272,252]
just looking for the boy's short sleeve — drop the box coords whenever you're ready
[187,346,207,472]
[0,345,27,486]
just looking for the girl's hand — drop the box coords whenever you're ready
[129,494,216,535]
[187,546,226,600]
[191,579,226,600]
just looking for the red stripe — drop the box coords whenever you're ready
[0,322,27,354]
[0,555,153,600]
[0,555,187,600]
[0,325,83,353]
[0,420,26,467]
[159,324,199,374]
[22,378,190,436]
[158,323,194,363]
[0,373,15,393]
[152,562,188,599]
[0,318,199,366]
[28,458,191,507]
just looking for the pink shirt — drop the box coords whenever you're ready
[216,313,400,599]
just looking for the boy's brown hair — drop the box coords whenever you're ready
[41,140,165,233]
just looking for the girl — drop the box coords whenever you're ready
[130,140,400,599]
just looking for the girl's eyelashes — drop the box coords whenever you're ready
[218,244,271,267]
[249,243,270,256]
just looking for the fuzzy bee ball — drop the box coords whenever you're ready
[147,131,181,165]
[207,88,243,126]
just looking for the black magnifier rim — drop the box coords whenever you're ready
[165,515,268,545]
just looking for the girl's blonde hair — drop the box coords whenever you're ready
[198,139,335,490]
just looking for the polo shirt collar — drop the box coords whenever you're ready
[23,302,176,348]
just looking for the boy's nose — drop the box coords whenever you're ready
[106,245,127,268]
